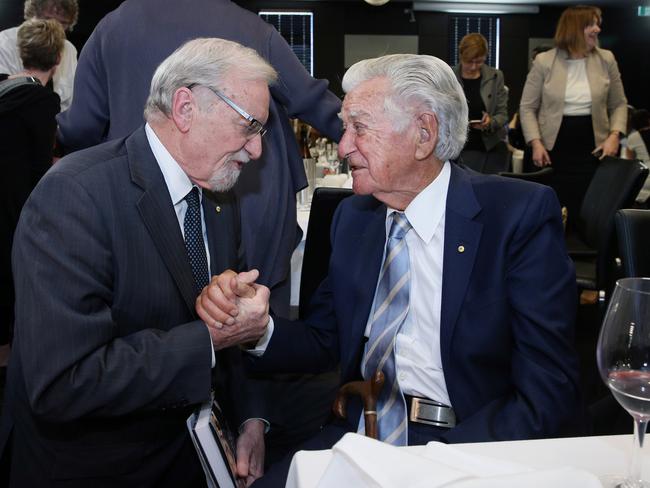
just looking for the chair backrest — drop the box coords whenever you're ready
[578,157,648,249]
[498,167,554,186]
[615,209,650,278]
[299,187,354,319]
[578,157,648,290]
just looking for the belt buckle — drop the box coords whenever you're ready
[409,397,456,428]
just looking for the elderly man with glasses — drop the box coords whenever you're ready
[0,0,79,110]
[1,38,275,488]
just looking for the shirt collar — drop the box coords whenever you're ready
[145,123,200,206]
[386,161,451,244]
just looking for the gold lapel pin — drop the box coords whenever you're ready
[457,245,465,253]
[215,206,221,213]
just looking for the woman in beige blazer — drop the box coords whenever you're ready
[519,5,627,225]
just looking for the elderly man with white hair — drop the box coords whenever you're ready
[197,53,584,487]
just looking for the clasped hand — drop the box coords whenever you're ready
[196,269,270,350]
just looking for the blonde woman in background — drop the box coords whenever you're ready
[520,5,627,226]
[453,33,509,174]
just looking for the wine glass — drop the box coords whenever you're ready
[597,277,650,487]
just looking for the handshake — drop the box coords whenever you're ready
[195,269,270,350]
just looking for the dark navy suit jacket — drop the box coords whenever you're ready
[56,0,343,312]
[1,127,260,486]
[255,163,583,443]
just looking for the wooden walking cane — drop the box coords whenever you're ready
[332,371,385,439]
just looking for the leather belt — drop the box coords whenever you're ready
[406,395,456,428]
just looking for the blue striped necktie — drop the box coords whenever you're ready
[184,187,210,293]
[361,212,412,446]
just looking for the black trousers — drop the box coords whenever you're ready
[548,115,598,228]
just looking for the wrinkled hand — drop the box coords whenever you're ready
[236,419,265,487]
[531,139,552,167]
[196,269,270,350]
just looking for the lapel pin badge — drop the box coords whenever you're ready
[215,206,221,213]
[457,245,465,253]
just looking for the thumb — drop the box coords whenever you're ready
[230,269,259,299]
[237,269,259,285]
[236,444,251,478]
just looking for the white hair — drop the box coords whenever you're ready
[342,54,468,161]
[144,38,277,121]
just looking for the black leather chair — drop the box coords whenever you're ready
[567,157,648,295]
[299,187,354,319]
[615,208,650,277]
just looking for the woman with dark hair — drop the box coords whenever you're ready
[520,5,627,225]
[453,32,509,174]
[0,18,64,360]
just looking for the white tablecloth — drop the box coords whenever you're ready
[286,435,647,488]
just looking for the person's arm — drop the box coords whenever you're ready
[0,29,22,75]
[52,41,77,111]
[599,53,628,158]
[605,52,628,137]
[520,59,553,166]
[56,26,110,152]
[13,171,212,422]
[487,69,508,132]
[266,29,342,142]
[519,58,545,146]
[442,186,582,443]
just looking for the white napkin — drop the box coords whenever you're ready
[315,433,602,488]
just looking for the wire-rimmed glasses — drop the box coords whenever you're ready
[188,83,267,139]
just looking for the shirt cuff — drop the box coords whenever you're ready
[239,417,270,434]
[246,317,274,357]
[210,339,216,368]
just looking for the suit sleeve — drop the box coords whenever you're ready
[489,70,508,132]
[519,58,545,145]
[266,29,342,142]
[56,26,111,153]
[604,52,628,136]
[442,186,582,443]
[12,172,213,422]
[247,205,345,374]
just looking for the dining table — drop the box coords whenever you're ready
[286,433,650,488]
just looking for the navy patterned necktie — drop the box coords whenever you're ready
[361,212,412,446]
[184,187,210,293]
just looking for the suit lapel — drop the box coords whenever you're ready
[440,164,483,368]
[203,191,232,275]
[127,127,198,316]
[342,202,386,379]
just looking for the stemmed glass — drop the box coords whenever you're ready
[597,277,650,487]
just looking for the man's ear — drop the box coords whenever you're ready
[414,112,439,161]
[170,87,195,133]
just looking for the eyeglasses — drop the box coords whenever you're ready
[188,83,267,139]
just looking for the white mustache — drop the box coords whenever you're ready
[227,150,250,165]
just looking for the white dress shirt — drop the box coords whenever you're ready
[0,26,77,111]
[145,124,217,367]
[364,162,452,406]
